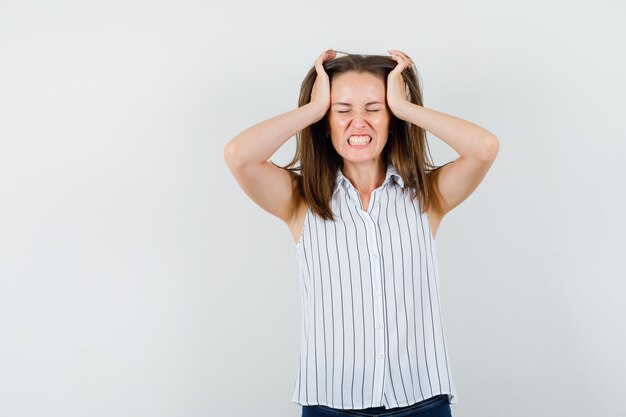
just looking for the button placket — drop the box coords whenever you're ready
[364,212,386,374]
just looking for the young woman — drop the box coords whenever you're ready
[224,49,499,417]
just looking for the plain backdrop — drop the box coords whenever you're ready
[1,1,625,416]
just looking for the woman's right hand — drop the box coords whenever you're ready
[309,49,336,113]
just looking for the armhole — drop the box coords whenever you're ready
[427,161,456,217]
[295,204,309,248]
[423,206,437,242]
[416,184,439,242]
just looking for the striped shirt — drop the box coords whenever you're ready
[291,163,457,410]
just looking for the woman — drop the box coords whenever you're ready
[224,49,499,417]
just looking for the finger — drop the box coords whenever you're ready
[388,50,406,64]
[389,49,411,60]
[314,49,336,69]
[323,49,337,60]
[391,51,410,67]
[388,50,414,70]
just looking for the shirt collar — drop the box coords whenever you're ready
[334,164,405,195]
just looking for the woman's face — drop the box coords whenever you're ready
[328,71,390,165]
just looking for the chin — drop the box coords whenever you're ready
[340,151,382,164]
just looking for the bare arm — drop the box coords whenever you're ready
[223,50,335,222]
[387,50,500,217]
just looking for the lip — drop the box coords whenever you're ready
[346,134,372,140]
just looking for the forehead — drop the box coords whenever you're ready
[331,71,385,102]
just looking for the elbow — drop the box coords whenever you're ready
[479,134,499,162]
[223,141,243,170]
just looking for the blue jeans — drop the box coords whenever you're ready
[301,394,452,417]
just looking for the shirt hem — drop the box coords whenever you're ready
[292,390,457,409]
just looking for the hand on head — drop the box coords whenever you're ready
[309,49,336,113]
[308,48,415,119]
[386,49,414,114]
[388,50,414,71]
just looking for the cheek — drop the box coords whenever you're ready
[330,117,349,131]
[373,116,390,131]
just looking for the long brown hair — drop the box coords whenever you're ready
[277,52,447,222]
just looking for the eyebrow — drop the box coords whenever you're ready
[332,101,384,107]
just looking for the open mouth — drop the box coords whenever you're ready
[347,135,372,147]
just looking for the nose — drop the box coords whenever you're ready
[351,109,367,127]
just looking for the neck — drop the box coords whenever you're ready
[341,159,386,195]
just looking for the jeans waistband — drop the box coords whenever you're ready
[316,394,449,416]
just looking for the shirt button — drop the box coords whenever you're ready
[375,290,382,297]
[376,354,384,360]
[376,323,384,329]
[371,253,379,260]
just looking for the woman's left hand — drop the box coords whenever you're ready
[387,50,414,119]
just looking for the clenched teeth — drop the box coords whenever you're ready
[348,135,372,145]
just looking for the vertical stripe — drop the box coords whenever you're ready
[375,192,397,407]
[394,186,417,404]
[402,195,425,399]
[410,198,434,397]
[344,192,370,407]
[332,215,344,408]
[292,164,457,409]
[426,217,453,394]
[336,201,356,408]
[375,189,388,406]
[314,214,329,403]
[311,213,320,404]
[383,185,409,404]
[335,206,354,407]
[418,209,442,393]
[322,219,335,404]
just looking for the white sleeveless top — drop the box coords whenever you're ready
[291,164,457,410]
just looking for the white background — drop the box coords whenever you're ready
[1,1,625,416]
